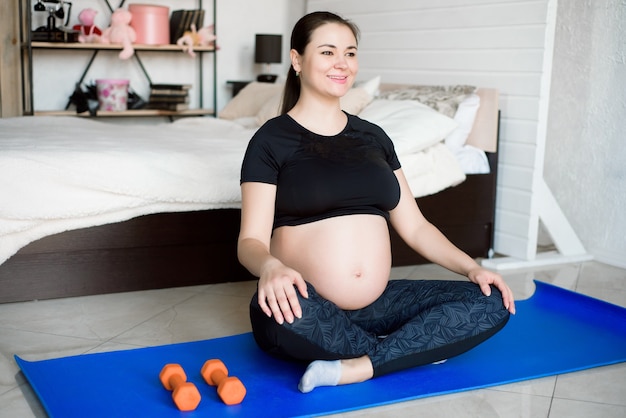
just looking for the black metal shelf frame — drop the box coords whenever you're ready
[19,0,217,117]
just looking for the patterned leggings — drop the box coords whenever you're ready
[250,279,510,377]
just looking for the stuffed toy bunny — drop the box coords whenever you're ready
[100,8,136,59]
[177,24,216,57]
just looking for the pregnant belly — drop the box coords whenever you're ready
[271,214,392,310]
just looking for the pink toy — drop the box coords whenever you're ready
[73,8,102,43]
[100,8,136,60]
[176,24,216,57]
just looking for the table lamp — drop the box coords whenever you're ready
[255,34,282,83]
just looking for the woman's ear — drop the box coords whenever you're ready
[290,49,301,73]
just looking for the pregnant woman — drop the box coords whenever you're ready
[238,11,515,393]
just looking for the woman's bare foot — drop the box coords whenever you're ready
[298,356,373,393]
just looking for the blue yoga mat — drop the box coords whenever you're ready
[16,281,626,417]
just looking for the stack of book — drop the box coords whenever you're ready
[170,9,206,44]
[147,83,191,111]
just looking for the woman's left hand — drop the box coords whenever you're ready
[468,267,516,314]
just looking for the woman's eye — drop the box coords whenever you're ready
[321,50,333,55]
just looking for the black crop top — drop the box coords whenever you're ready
[240,113,401,228]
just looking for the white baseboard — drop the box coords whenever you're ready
[481,251,593,271]
[588,246,626,269]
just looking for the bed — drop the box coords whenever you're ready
[0,79,499,303]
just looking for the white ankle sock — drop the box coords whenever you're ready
[298,360,342,393]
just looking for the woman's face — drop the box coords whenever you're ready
[292,22,359,99]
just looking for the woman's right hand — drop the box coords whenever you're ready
[257,259,309,325]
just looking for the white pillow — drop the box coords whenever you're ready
[445,93,480,150]
[339,75,380,115]
[451,144,490,174]
[255,92,283,125]
[340,86,374,114]
[219,82,284,120]
[355,75,381,97]
[358,99,459,155]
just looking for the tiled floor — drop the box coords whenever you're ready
[0,260,624,417]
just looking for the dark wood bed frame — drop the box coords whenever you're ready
[0,150,497,304]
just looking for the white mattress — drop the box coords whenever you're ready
[0,115,467,265]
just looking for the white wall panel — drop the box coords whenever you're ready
[307,0,556,260]
[498,189,533,214]
[500,120,539,144]
[500,143,538,167]
[362,27,546,51]
[505,98,541,121]
[358,51,544,73]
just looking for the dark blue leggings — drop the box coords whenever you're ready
[250,279,510,377]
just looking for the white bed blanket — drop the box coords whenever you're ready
[0,116,463,265]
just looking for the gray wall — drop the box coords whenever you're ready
[545,0,626,267]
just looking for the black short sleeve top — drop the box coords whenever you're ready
[240,113,401,228]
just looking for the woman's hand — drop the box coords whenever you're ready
[238,182,309,324]
[258,259,309,325]
[467,267,516,314]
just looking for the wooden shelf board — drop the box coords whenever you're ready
[30,42,216,52]
[33,109,215,117]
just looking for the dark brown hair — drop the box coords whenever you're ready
[280,11,360,114]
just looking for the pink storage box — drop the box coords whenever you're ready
[96,79,129,111]
[129,4,170,45]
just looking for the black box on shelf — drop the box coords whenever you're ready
[169,9,205,44]
[32,28,80,43]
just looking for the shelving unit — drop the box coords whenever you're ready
[19,0,217,117]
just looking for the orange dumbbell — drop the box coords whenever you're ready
[201,359,246,405]
[159,364,202,411]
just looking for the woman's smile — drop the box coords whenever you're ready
[328,75,349,84]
